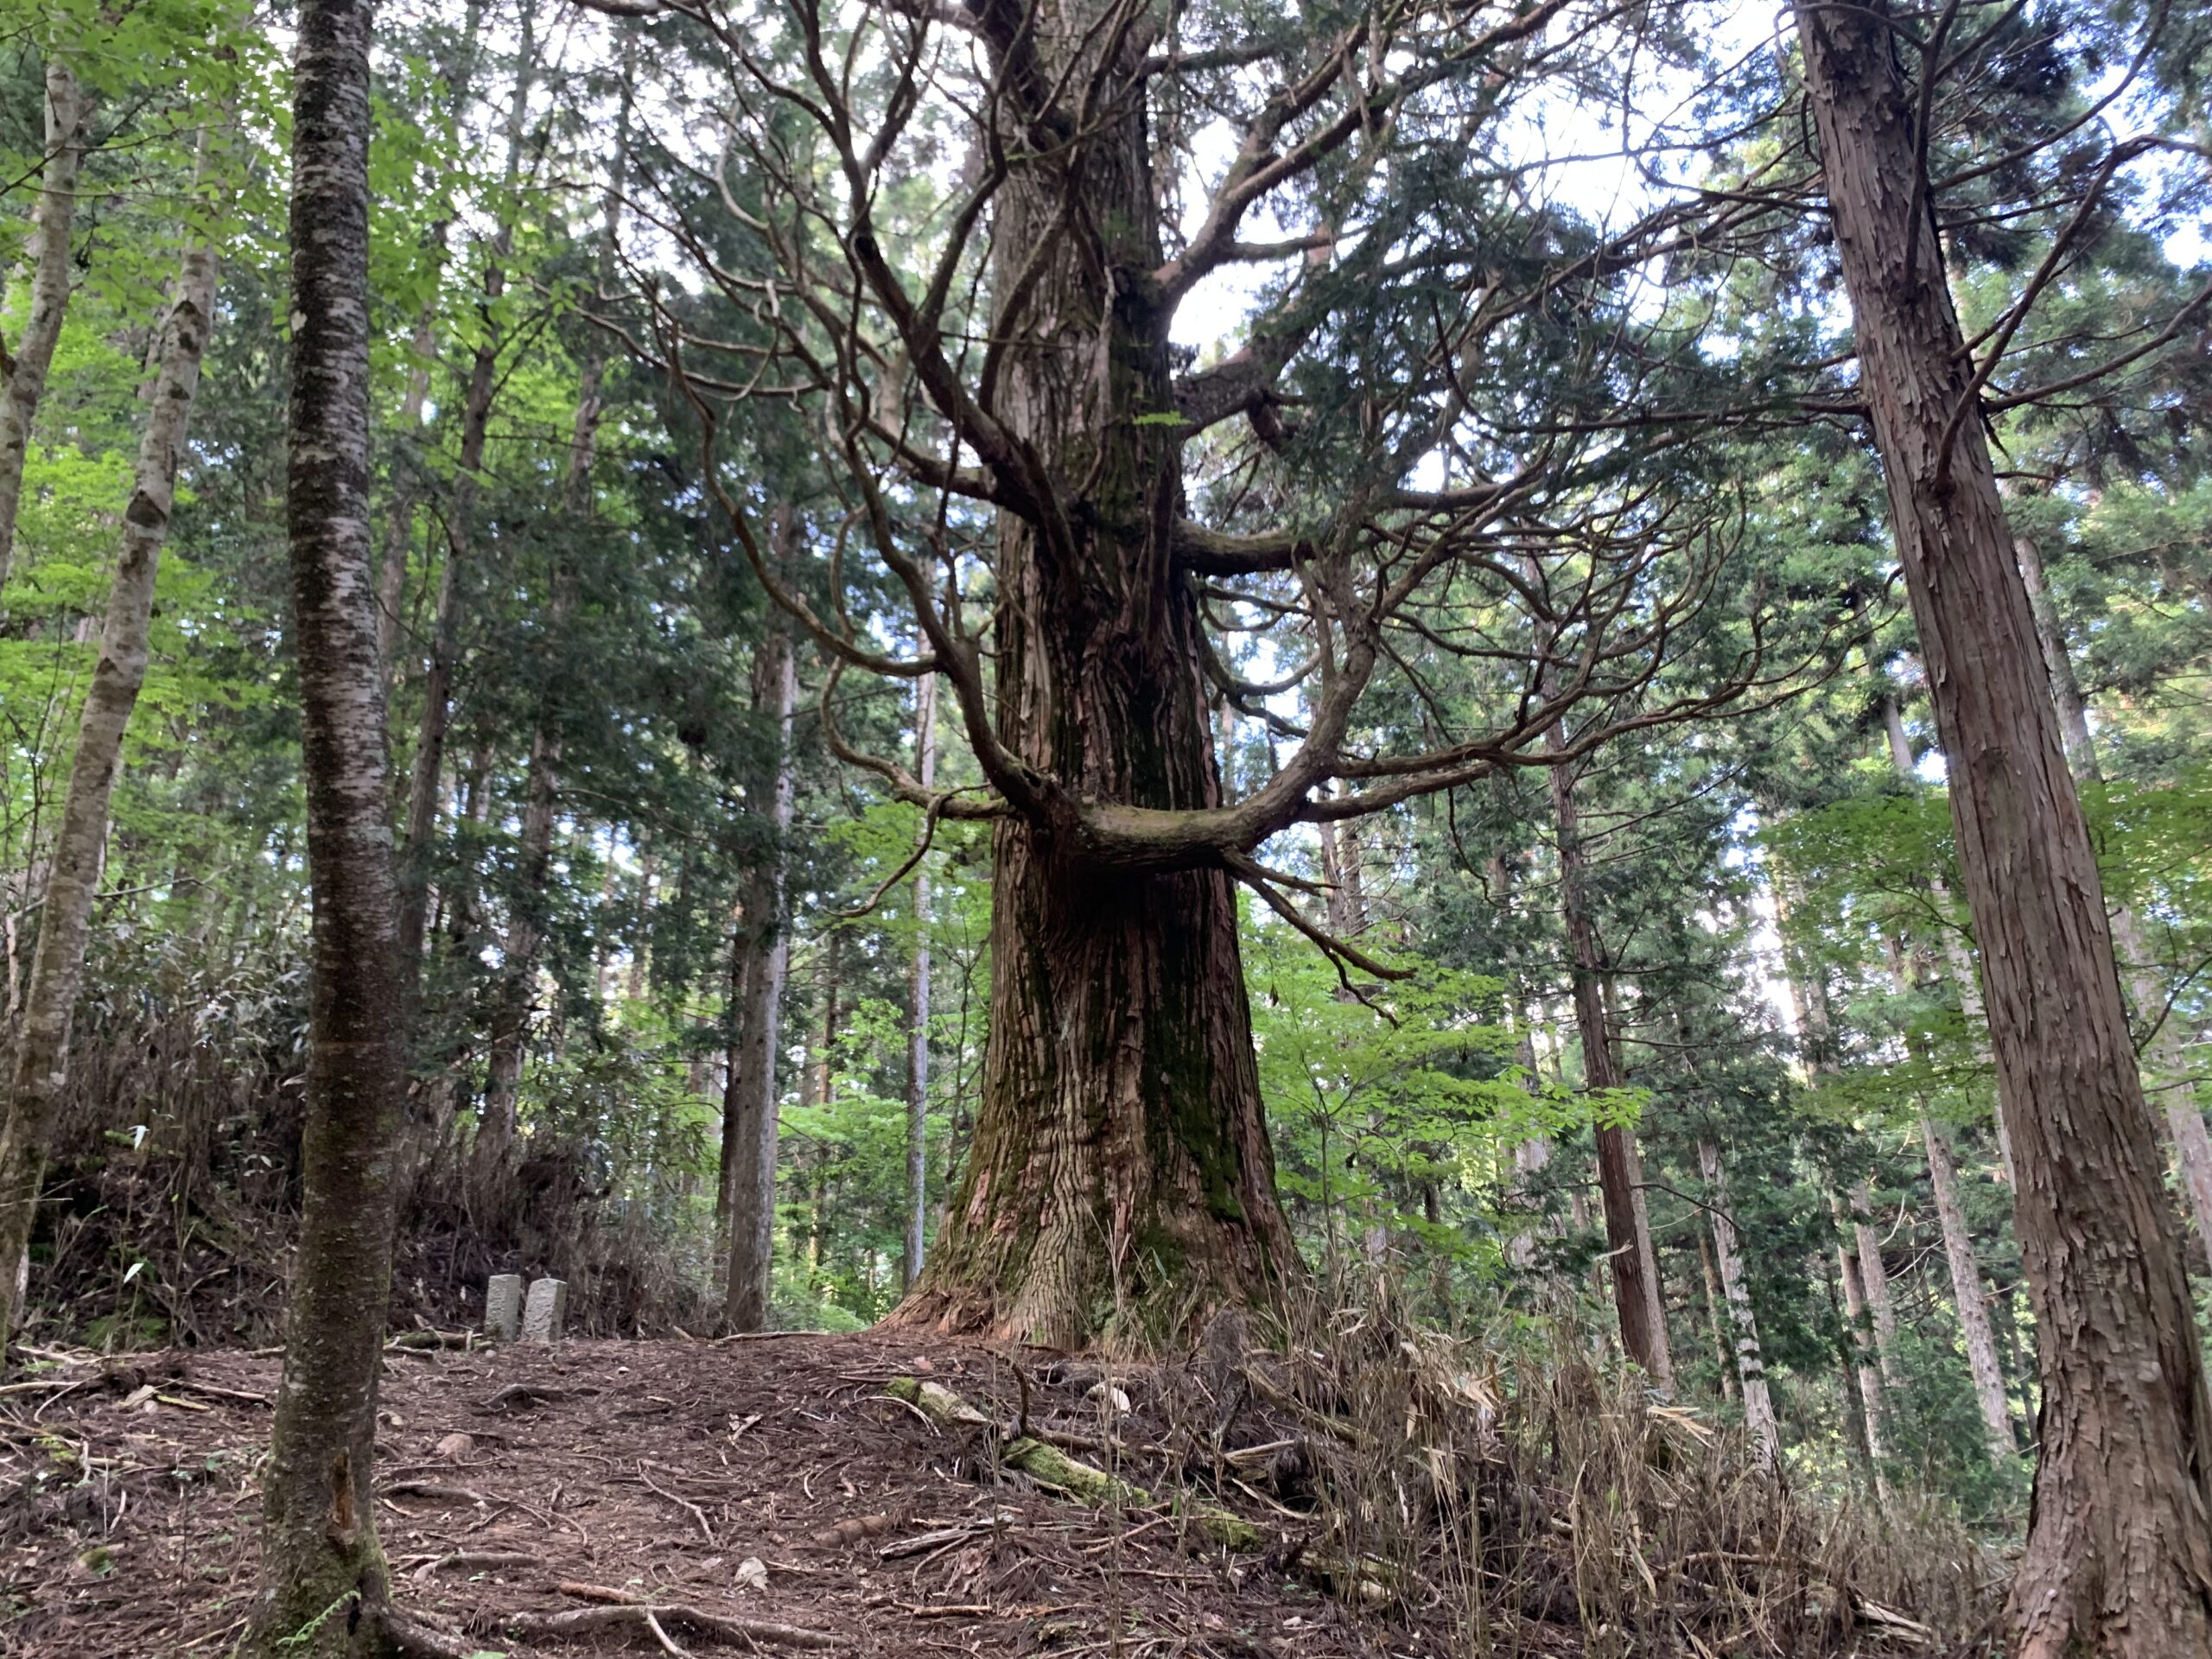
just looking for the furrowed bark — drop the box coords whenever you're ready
[902,673,936,1291]
[0,58,86,598]
[245,0,410,1648]
[1699,1140,1778,1470]
[721,554,797,1334]
[1550,754,1673,1389]
[893,5,1296,1347]
[1885,935,2018,1463]
[0,181,223,1344]
[1796,3,2212,1647]
[2015,530,2212,1274]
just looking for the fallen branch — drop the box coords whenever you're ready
[508,1602,843,1649]
[639,1460,717,1545]
[383,1481,489,1506]
[408,1549,537,1575]
[477,1382,572,1412]
[883,1376,1260,1551]
[878,1513,1015,1558]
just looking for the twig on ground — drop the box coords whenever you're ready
[639,1459,717,1544]
[508,1602,844,1649]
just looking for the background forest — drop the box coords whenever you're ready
[4,0,2211,1585]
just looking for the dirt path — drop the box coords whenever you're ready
[0,1332,1494,1657]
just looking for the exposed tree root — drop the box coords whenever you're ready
[505,1601,843,1649]
[884,1376,1262,1550]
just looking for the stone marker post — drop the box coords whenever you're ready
[486,1274,524,1342]
[521,1276,568,1344]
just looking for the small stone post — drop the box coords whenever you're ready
[521,1276,568,1344]
[485,1274,524,1343]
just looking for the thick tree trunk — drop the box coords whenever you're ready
[902,675,936,1290]
[0,188,221,1343]
[893,16,1296,1348]
[1550,757,1673,1389]
[2016,531,2212,1273]
[1699,1140,1778,1469]
[0,59,86,598]
[721,597,796,1332]
[1922,1113,2018,1464]
[245,1,413,1649]
[394,28,534,998]
[1797,3,2212,1645]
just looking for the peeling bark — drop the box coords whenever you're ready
[894,9,1295,1346]
[2015,530,2212,1275]
[1796,3,2212,1646]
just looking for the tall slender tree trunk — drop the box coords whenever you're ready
[1696,1230,1737,1403]
[721,578,798,1333]
[1847,1183,1900,1382]
[1550,755,1673,1389]
[475,334,609,1184]
[1796,3,2212,1645]
[376,310,435,688]
[902,674,936,1290]
[394,23,535,999]
[245,1,417,1648]
[1885,934,2018,1459]
[1922,1113,2018,1464]
[1885,693,2020,1186]
[1832,1195,1890,1468]
[373,0,484,691]
[2015,530,2212,1273]
[894,14,1296,1347]
[0,175,222,1343]
[1699,1140,1778,1469]
[0,58,86,598]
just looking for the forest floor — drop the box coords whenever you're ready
[0,1331,1542,1659]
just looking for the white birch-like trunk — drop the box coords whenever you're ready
[1698,1139,1779,1470]
[0,203,222,1338]
[1922,1114,2018,1463]
[0,60,87,596]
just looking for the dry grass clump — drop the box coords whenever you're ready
[1227,1279,1998,1657]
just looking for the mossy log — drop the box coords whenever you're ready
[882,1376,990,1427]
[882,1377,1260,1550]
